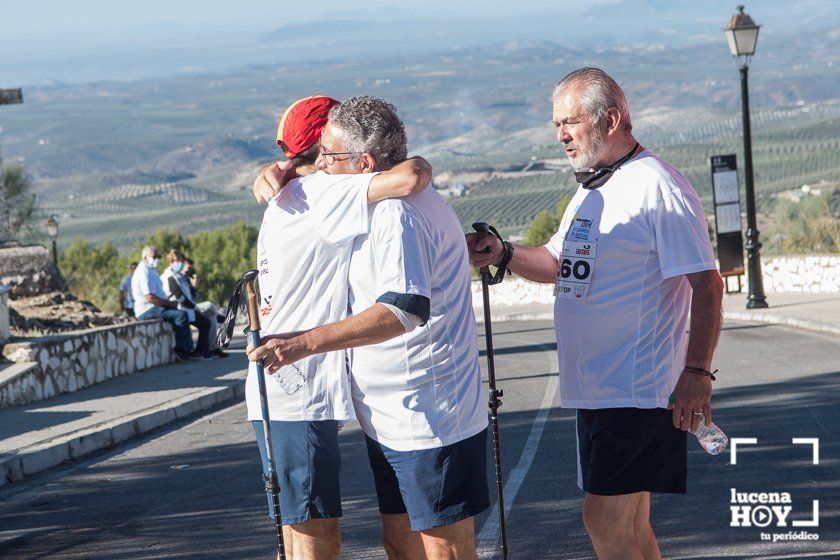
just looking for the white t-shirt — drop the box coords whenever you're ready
[348,188,487,451]
[245,171,374,422]
[545,150,717,410]
[131,262,165,317]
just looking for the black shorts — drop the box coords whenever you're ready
[576,407,687,496]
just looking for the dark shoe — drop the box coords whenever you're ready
[211,349,229,358]
[173,349,191,363]
[191,351,214,361]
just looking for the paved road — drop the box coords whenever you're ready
[1,321,838,559]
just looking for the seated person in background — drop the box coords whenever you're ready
[131,246,194,362]
[119,262,137,317]
[161,250,214,360]
[183,257,227,358]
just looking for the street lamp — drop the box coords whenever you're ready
[46,214,59,263]
[723,4,767,309]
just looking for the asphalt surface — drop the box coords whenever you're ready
[0,320,838,559]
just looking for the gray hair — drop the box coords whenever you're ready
[328,96,408,170]
[141,246,158,260]
[551,67,632,132]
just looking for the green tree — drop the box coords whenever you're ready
[59,238,130,312]
[3,164,40,241]
[58,223,259,313]
[188,222,258,304]
[133,228,189,264]
[523,194,571,246]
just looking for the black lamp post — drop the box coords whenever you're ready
[723,5,767,309]
[46,214,59,263]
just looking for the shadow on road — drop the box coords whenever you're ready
[1,367,837,559]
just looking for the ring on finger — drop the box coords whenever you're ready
[692,411,703,416]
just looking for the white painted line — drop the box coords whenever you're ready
[477,341,558,557]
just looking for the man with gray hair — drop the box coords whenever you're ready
[469,68,724,559]
[131,245,195,362]
[251,96,489,559]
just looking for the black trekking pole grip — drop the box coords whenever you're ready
[243,272,287,560]
[471,223,508,559]
[472,221,493,275]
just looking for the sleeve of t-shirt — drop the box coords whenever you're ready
[135,269,151,296]
[544,228,565,261]
[651,175,718,279]
[370,200,432,323]
[309,172,376,245]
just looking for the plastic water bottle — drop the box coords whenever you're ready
[273,363,306,395]
[669,391,728,455]
[694,416,728,455]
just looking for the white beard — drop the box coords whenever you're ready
[569,123,607,170]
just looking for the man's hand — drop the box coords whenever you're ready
[253,161,296,203]
[466,232,504,269]
[146,294,177,309]
[668,369,713,433]
[247,335,311,374]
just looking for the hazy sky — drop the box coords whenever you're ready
[4,0,829,86]
[1,0,611,37]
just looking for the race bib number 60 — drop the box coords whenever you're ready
[555,240,597,299]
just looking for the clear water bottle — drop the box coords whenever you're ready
[669,391,728,455]
[273,363,306,395]
[694,416,728,455]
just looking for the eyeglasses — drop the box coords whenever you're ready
[317,142,362,165]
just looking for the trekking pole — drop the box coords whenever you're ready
[242,270,287,560]
[472,222,509,560]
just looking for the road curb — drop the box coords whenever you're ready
[475,306,840,338]
[1,381,245,488]
[722,310,840,337]
[475,310,554,324]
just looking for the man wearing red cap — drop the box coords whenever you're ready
[246,95,433,560]
[251,96,488,560]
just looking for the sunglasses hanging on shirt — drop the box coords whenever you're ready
[574,143,641,190]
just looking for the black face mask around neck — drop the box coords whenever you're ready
[574,143,641,190]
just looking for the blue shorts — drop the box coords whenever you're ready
[365,428,491,532]
[576,408,687,496]
[252,420,342,525]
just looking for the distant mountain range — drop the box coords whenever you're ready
[0,1,836,250]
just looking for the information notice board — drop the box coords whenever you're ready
[710,154,745,277]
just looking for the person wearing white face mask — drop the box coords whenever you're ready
[161,249,215,360]
[131,245,195,362]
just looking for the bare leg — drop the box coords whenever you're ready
[420,517,477,560]
[381,513,426,560]
[583,492,645,560]
[279,518,339,560]
[633,493,661,560]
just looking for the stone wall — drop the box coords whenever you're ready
[761,255,840,293]
[471,255,840,307]
[1,320,174,408]
[471,277,554,307]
